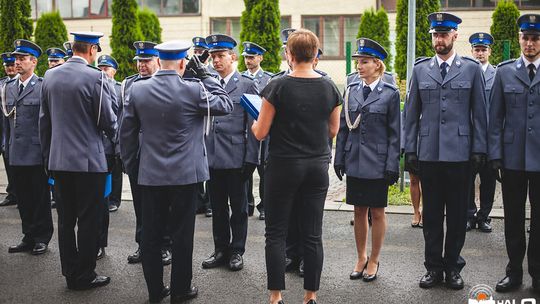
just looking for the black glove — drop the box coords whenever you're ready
[334,164,345,181]
[186,54,212,80]
[490,159,504,183]
[470,153,486,173]
[241,163,257,181]
[384,170,399,186]
[405,153,419,174]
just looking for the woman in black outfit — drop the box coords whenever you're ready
[252,29,342,304]
[334,38,401,282]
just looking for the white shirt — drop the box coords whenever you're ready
[522,55,540,72]
[362,77,380,92]
[72,55,89,65]
[18,73,34,90]
[481,63,490,73]
[248,68,261,78]
[219,70,236,86]
[436,51,457,72]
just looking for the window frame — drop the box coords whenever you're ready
[380,0,540,12]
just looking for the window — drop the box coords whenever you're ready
[380,0,540,10]
[280,16,292,31]
[139,0,200,15]
[302,15,361,58]
[210,18,241,44]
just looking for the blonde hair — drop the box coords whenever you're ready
[375,58,386,77]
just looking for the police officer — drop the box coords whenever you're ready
[347,63,397,86]
[201,34,259,271]
[120,40,233,304]
[242,41,272,220]
[467,32,497,233]
[45,47,66,68]
[0,52,18,207]
[489,14,540,293]
[3,40,53,255]
[404,13,487,290]
[39,31,117,290]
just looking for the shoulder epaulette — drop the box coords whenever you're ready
[414,57,430,65]
[5,77,17,84]
[263,71,273,77]
[115,81,121,86]
[382,82,398,91]
[497,59,517,68]
[269,70,286,81]
[0,76,7,81]
[183,77,201,83]
[36,76,44,81]
[86,64,101,71]
[124,73,138,81]
[241,73,254,80]
[347,80,361,88]
[133,75,151,82]
[347,71,357,77]
[384,71,394,76]
[461,56,480,64]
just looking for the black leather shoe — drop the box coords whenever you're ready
[306,300,317,304]
[298,259,304,277]
[170,286,198,303]
[363,262,379,282]
[8,242,33,253]
[229,253,244,271]
[0,198,16,206]
[350,270,363,280]
[161,249,172,266]
[97,247,105,260]
[445,271,464,290]
[149,285,170,303]
[495,276,522,292]
[127,247,141,264]
[477,220,492,233]
[419,271,443,289]
[202,251,227,269]
[259,211,265,220]
[71,275,111,290]
[205,208,212,218]
[277,301,285,304]
[31,243,48,255]
[466,219,476,231]
[108,204,118,212]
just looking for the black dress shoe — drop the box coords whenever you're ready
[466,219,476,231]
[127,247,141,264]
[0,198,16,206]
[306,300,317,304]
[445,271,464,290]
[205,208,212,218]
[229,253,244,271]
[108,204,118,212]
[202,251,227,269]
[350,258,369,280]
[277,301,285,304]
[495,276,522,292]
[363,262,379,282]
[161,249,172,266]
[298,259,304,277]
[170,286,198,303]
[31,243,48,255]
[259,211,265,220]
[477,220,492,233]
[97,247,105,260]
[8,242,33,253]
[149,285,171,303]
[71,275,111,290]
[419,271,443,289]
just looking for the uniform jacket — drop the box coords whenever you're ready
[243,69,272,88]
[335,80,401,179]
[404,55,487,162]
[206,71,259,169]
[120,70,233,186]
[244,69,272,164]
[103,78,120,156]
[39,57,117,173]
[484,64,496,110]
[488,57,540,172]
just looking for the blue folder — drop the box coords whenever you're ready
[48,174,112,199]
[240,94,262,120]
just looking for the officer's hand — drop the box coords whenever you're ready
[470,153,486,173]
[241,163,256,181]
[384,171,399,186]
[186,55,211,80]
[490,159,504,183]
[405,153,419,174]
[334,164,345,181]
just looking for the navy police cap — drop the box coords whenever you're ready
[97,55,118,70]
[317,48,323,59]
[70,31,104,52]
[1,52,15,65]
[12,39,42,58]
[352,38,388,61]
[205,34,237,52]
[518,14,540,34]
[192,36,209,50]
[155,40,191,60]
[133,41,158,60]
[281,28,296,45]
[242,41,266,56]
[469,32,494,47]
[46,47,67,60]
[428,12,462,33]
[63,41,73,58]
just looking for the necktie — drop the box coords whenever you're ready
[220,79,225,87]
[440,62,448,80]
[18,83,24,95]
[362,85,371,101]
[528,63,536,82]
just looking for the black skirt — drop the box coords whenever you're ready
[346,176,388,208]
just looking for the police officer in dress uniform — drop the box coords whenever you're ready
[0,52,18,207]
[120,40,233,303]
[39,31,117,290]
[242,41,272,220]
[4,40,53,255]
[466,32,497,233]
[404,13,487,290]
[490,14,540,293]
[201,34,260,272]
[46,47,66,69]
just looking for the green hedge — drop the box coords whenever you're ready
[34,11,68,76]
[490,0,520,65]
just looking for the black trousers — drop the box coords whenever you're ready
[110,156,123,207]
[55,171,106,286]
[501,170,540,280]
[129,173,143,244]
[3,154,16,202]
[98,195,110,248]
[12,165,53,245]
[196,181,211,212]
[208,168,248,255]
[265,156,329,291]
[140,184,197,299]
[285,192,304,262]
[247,164,266,212]
[419,161,470,273]
[467,163,496,221]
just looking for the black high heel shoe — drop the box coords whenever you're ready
[363,261,379,282]
[350,258,369,280]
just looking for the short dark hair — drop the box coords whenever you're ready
[72,41,92,54]
[286,29,319,63]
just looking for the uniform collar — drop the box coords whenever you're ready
[18,73,35,88]
[248,67,261,78]
[481,62,489,72]
[521,55,540,70]
[219,70,236,86]
[361,77,380,91]
[436,51,457,68]
[72,55,89,65]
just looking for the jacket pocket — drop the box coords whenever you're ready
[419,82,437,104]
[450,81,472,103]
[377,143,387,154]
[503,84,524,107]
[458,125,470,136]
[419,126,429,137]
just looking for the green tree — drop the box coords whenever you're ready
[34,11,68,76]
[238,0,260,71]
[490,0,520,65]
[395,0,440,80]
[19,0,33,39]
[0,0,34,76]
[137,8,162,43]
[357,7,393,71]
[110,0,144,80]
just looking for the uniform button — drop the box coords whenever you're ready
[530,114,534,119]
[362,120,365,124]
[442,85,446,89]
[441,120,446,124]
[530,102,534,106]
[361,141,365,145]
[529,127,532,131]
[362,109,366,113]
[442,108,446,112]
[442,97,446,100]
[531,89,534,94]
[361,130,366,134]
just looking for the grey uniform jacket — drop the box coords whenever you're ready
[118,74,141,175]
[488,58,540,172]
[0,76,13,154]
[4,74,44,166]
[347,71,397,87]
[244,69,272,88]
[120,70,233,186]
[335,80,401,179]
[206,71,259,169]
[103,79,120,156]
[404,55,487,162]
[244,69,272,164]
[39,57,118,173]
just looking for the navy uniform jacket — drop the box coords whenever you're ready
[206,71,260,169]
[4,74,44,166]
[484,64,496,110]
[335,80,401,178]
[243,69,272,88]
[103,78,120,156]
[118,74,142,175]
[488,58,540,172]
[120,70,233,186]
[0,76,14,154]
[39,57,117,173]
[404,55,487,162]
[347,71,397,86]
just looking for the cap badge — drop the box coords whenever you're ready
[530,15,536,23]
[479,33,484,38]
[212,35,218,42]
[16,40,21,46]
[359,39,365,47]
[139,42,144,49]
[436,13,443,21]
